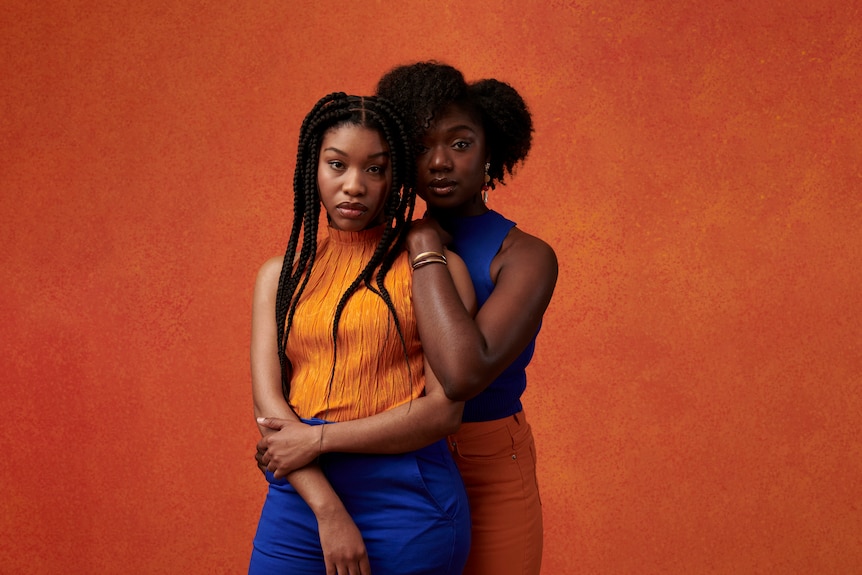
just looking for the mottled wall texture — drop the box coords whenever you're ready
[2,1,860,573]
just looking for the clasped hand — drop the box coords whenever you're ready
[255,417,323,478]
[405,215,451,254]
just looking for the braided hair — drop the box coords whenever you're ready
[275,93,416,398]
[376,61,533,190]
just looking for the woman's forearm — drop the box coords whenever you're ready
[319,394,463,455]
[406,231,493,399]
[286,465,347,517]
[406,225,559,401]
[409,261,494,398]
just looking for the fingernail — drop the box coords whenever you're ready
[256,417,265,423]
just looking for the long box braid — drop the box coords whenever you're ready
[274,93,416,402]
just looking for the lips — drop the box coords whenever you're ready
[426,178,457,195]
[336,202,367,218]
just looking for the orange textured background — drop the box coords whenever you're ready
[2,1,860,573]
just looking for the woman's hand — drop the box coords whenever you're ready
[256,417,323,478]
[317,507,372,575]
[406,216,451,257]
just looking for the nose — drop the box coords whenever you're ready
[342,168,366,196]
[427,146,452,173]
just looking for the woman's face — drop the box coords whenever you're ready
[317,124,392,232]
[415,103,489,216]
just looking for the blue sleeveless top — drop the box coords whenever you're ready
[441,210,539,422]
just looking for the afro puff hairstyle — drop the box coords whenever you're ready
[376,61,533,189]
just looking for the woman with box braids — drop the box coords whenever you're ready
[274,93,415,401]
[249,92,475,575]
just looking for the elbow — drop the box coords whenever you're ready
[426,392,465,435]
[439,406,464,436]
[441,419,462,437]
[252,396,268,420]
[441,374,485,402]
[443,386,472,402]
[436,356,493,402]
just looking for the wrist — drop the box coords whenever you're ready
[412,251,447,270]
[406,231,444,257]
[317,424,328,455]
[314,501,350,523]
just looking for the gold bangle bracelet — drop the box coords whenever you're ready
[411,257,448,270]
[411,251,446,266]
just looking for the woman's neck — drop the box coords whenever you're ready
[428,194,489,220]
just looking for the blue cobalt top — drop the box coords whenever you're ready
[440,210,539,422]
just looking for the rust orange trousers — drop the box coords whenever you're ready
[448,410,543,575]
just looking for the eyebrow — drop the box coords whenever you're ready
[322,146,390,159]
[444,124,478,134]
[438,124,479,134]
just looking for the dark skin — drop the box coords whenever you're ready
[405,220,557,399]
[257,102,557,476]
[252,124,474,575]
[406,102,558,400]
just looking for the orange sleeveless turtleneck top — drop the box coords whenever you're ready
[284,226,424,422]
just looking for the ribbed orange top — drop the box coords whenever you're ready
[285,225,424,422]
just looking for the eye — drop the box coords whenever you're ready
[328,160,345,170]
[367,165,386,175]
[416,144,430,155]
[453,140,471,150]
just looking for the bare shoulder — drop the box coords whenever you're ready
[500,227,558,279]
[480,225,558,339]
[255,255,286,292]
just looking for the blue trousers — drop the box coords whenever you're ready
[249,432,470,575]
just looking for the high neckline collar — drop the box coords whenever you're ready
[327,224,385,245]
